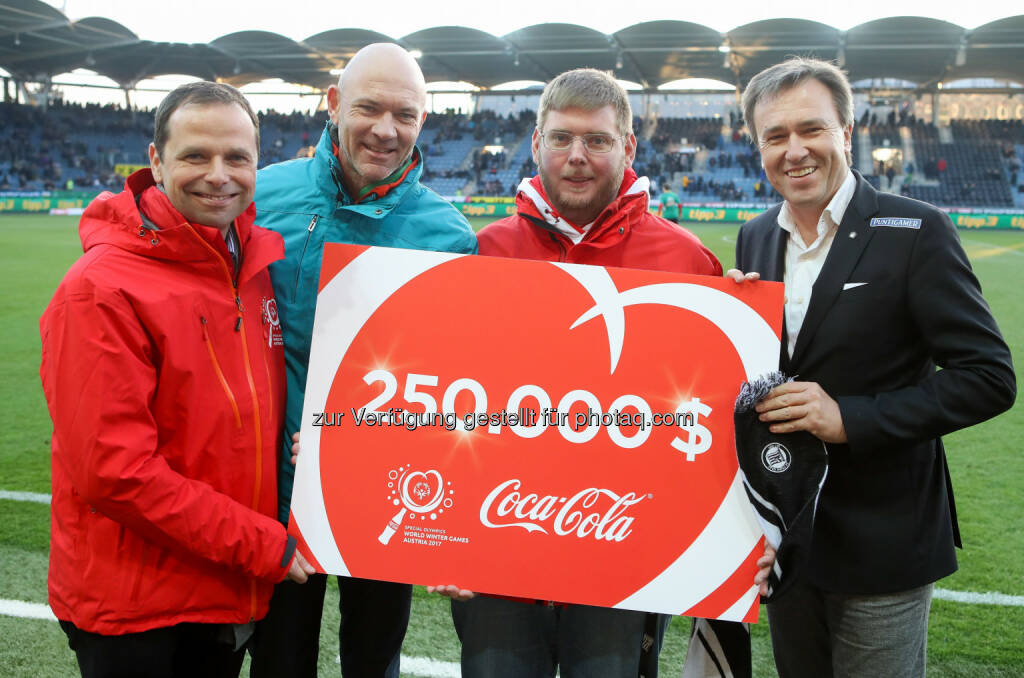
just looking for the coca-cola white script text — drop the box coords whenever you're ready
[479,479,647,541]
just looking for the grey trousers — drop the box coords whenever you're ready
[766,580,933,678]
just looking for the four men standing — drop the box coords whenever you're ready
[39,44,1014,678]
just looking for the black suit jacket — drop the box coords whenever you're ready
[736,171,1015,594]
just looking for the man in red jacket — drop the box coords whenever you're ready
[40,82,314,678]
[433,68,766,678]
[474,71,720,275]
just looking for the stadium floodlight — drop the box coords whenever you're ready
[408,49,423,60]
[616,52,623,70]
[719,42,731,68]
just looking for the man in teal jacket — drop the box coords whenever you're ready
[249,43,477,678]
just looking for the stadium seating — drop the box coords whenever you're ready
[904,120,1014,207]
[1,100,1021,209]
[0,101,150,191]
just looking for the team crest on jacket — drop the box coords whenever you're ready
[761,442,792,473]
[262,297,284,347]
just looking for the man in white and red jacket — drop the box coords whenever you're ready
[476,128,718,272]
[40,82,314,678]
[437,69,745,678]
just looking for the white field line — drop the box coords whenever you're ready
[335,653,461,678]
[3,491,1023,611]
[0,490,50,504]
[399,655,460,678]
[0,599,57,621]
[0,599,462,678]
[933,589,1024,606]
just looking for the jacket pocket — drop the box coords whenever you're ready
[200,315,242,429]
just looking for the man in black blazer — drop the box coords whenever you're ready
[732,58,1015,678]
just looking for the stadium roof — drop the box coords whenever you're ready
[1,0,1022,91]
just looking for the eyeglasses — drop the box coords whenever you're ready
[539,130,622,154]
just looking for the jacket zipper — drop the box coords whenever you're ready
[236,308,264,621]
[186,225,267,621]
[294,215,319,293]
[549,232,568,262]
[261,340,274,428]
[201,317,242,429]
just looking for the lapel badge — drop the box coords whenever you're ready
[849,231,857,239]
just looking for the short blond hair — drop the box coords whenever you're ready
[537,68,632,136]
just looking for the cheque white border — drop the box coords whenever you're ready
[294,247,778,618]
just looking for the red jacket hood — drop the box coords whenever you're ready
[79,169,282,279]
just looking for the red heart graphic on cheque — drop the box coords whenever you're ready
[400,470,444,510]
[308,247,779,615]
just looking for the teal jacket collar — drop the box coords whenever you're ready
[312,123,424,219]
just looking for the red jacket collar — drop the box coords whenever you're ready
[136,180,253,250]
[516,168,650,243]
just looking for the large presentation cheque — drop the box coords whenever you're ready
[289,243,783,622]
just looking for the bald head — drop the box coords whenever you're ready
[327,42,429,197]
[338,43,427,105]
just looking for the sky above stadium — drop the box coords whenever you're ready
[47,0,1022,42]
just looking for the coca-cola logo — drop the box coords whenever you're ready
[480,479,647,540]
[291,245,781,617]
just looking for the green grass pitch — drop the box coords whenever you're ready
[1,214,1021,676]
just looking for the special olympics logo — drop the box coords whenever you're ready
[378,466,455,545]
[761,442,792,473]
[262,297,283,347]
[263,297,280,325]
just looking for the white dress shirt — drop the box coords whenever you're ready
[778,170,856,357]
